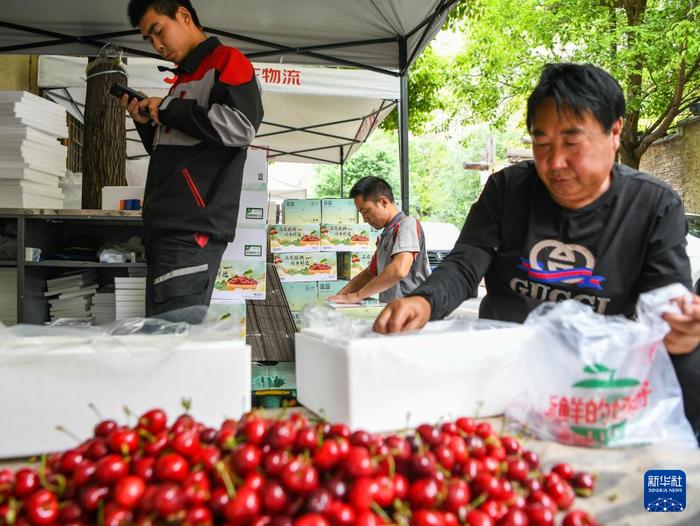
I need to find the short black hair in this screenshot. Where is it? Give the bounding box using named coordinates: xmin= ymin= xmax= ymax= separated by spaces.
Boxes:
xmin=349 ymin=176 xmax=395 ymax=203
xmin=128 ymin=0 xmax=201 ymax=28
xmin=526 ymin=63 xmax=625 ymax=134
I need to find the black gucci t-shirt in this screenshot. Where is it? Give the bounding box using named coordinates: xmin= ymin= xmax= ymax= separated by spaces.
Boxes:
xmin=413 ymin=161 xmax=692 ymax=323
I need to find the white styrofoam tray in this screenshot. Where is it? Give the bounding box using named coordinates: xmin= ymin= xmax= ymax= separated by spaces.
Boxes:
xmin=296 ymin=320 xmax=537 ymax=432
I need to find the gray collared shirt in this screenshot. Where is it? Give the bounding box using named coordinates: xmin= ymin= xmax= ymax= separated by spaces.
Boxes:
xmin=370 ymin=212 xmax=431 ymax=302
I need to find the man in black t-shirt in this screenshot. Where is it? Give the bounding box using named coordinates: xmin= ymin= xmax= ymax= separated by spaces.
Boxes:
xmin=374 ymin=63 xmax=700 ymax=441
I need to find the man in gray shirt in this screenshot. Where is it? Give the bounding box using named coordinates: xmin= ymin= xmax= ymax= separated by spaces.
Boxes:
xmin=329 ymin=176 xmax=430 ymax=304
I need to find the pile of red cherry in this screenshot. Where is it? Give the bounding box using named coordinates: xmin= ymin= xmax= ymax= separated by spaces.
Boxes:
xmin=0 ymin=410 xmax=598 ymax=526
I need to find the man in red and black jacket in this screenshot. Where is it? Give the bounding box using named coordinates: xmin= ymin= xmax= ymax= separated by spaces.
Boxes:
xmin=124 ymin=0 xmax=263 ymax=317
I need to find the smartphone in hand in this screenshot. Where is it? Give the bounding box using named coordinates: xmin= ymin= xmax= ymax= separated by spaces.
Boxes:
xmin=109 ymin=82 xmax=146 ymax=102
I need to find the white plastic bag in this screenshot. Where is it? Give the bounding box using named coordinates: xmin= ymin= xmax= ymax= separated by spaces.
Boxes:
xmin=505 ymin=284 xmax=697 ymax=448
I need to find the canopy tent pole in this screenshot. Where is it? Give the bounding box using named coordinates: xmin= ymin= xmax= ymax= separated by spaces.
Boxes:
xmin=398 ymin=38 xmax=410 ymax=215
xmin=340 ymin=146 xmax=345 ymax=198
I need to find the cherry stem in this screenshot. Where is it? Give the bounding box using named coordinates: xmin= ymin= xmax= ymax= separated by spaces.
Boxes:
xmin=181 ymin=398 xmax=192 ymax=414
xmin=88 ymin=402 xmax=103 ymax=420
xmin=215 ymin=461 xmax=236 ymax=498
xmin=370 ymin=502 xmax=392 ymax=523
xmin=55 ymin=425 xmax=82 ymax=444
xmin=468 ymin=492 xmax=488 ymax=510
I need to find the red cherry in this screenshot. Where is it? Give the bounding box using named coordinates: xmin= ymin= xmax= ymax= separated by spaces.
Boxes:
xmin=294 ymin=513 xmax=330 ymax=526
xmin=14 ymin=468 xmax=39 ymax=498
xmin=72 ymin=460 xmax=96 ymax=488
xmin=242 ymin=418 xmax=269 ymax=445
xmin=296 ymin=426 xmax=320 ymax=452
xmin=185 ymin=505 xmax=213 ymax=526
xmin=267 ymin=421 xmax=298 ymax=449
xmin=506 ymin=458 xmax=529 ymax=482
xmin=475 ymin=422 xmax=493 ymax=438
xmin=94 ymin=455 xmax=129 ymax=486
xmin=232 ymin=443 xmax=262 ymax=475
xmin=448 ymin=435 xmax=469 ymax=463
xmin=552 ymin=463 xmax=574 ymax=481
xmin=571 ymin=472 xmax=596 ymax=497
xmin=224 ymin=486 xmax=260 ymax=523
xmin=79 ymin=485 xmax=110 ymax=512
xmin=171 ymin=414 xmax=197 ymax=435
xmin=107 ymin=428 xmax=139 ymax=455
xmin=183 ymin=470 xmax=211 ymax=506
xmin=25 ymin=489 xmax=59 ymax=525
xmin=498 ymin=508 xmax=529 ymax=526
xmin=262 ymin=480 xmax=289 ymax=514
xmin=526 ymin=504 xmax=555 ymax=526
xmin=355 ymin=511 xmax=385 ymax=526
xmin=344 ymin=447 xmax=373 ymax=478
xmin=171 ymin=428 xmax=201 ymax=459
xmin=94 ymin=419 xmax=118 ymax=438
xmin=412 ymin=509 xmax=445 ymax=526
xmin=262 ymin=449 xmax=292 ymax=477
xmin=103 ymin=506 xmax=132 ymax=526
xmin=350 ymin=430 xmax=372 ymax=447
xmin=562 ymin=510 xmax=599 ymax=526
xmin=155 ymin=453 xmax=189 ymax=483
xmin=456 ymin=417 xmax=477 ymax=435
xmin=434 ymin=444 xmax=455 ymax=470
xmin=243 ymin=472 xmax=265 ymax=492
xmin=313 ymin=440 xmax=341 ymax=471
xmin=408 ymin=478 xmax=440 ymax=508
xmin=85 ymin=438 xmax=109 ymax=460
xmin=138 ymin=409 xmax=168 ymax=434
xmin=154 ymin=483 xmax=186 ymax=517
xmin=500 ymin=436 xmax=522 ymax=455
xmin=58 ymin=451 xmax=84 ymax=475
xmin=113 ymin=475 xmax=146 ymax=509
xmin=473 ymin=472 xmax=500 ymax=499
xmin=328 ymin=423 xmax=351 ymax=439
xmin=303 ymin=488 xmax=332 ymax=514
xmin=58 ymin=501 xmax=83 ymax=523
xmin=327 ymin=501 xmax=355 ymax=526
xmin=348 ymin=477 xmax=379 ymax=510
xmin=374 ymin=476 xmax=395 ymax=508
xmin=131 ymin=457 xmax=155 ymax=482
xmin=209 ymin=487 xmax=231 ymax=518
xmin=522 ymin=450 xmax=540 ymax=469
xmin=281 ymin=459 xmax=320 ymax=495
xmin=324 ymin=477 xmax=348 ymax=500
xmin=197 ymin=445 xmax=222 ymax=472
xmin=528 ymin=490 xmax=558 ymax=514
xmin=545 ymin=480 xmax=575 ymax=510
xmin=465 ymin=510 xmax=494 ymax=526
xmin=417 ymin=424 xmax=443 ymax=446
xmin=481 ymin=499 xmax=507 ymax=521
xmin=444 ymin=478 xmax=470 ymax=513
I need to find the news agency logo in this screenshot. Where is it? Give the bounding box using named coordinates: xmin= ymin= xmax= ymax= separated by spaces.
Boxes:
xmin=644 ymin=470 xmax=686 ymax=512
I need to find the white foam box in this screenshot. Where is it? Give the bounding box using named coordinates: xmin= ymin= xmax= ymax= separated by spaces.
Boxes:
xmin=273 ymin=252 xmax=337 ymax=282
xmin=243 ymin=148 xmax=268 ymax=191
xmin=269 ymin=224 xmax=321 ymax=253
xmin=321 ymin=199 xmax=358 ymax=224
xmin=238 ymin=190 xmax=268 ymax=225
xmin=338 ymin=252 xmax=374 ymax=280
xmin=321 ymin=224 xmax=379 ymax=252
xmin=0 ymin=332 xmax=251 ymax=458
xmin=282 ymin=282 xmax=319 ymax=311
xmin=283 ymin=199 xmax=321 ymax=224
xmin=212 ymin=226 xmax=267 ymax=300
xmin=101 ymin=186 xmax=145 ymax=210
xmin=296 ymin=321 xmax=536 ymax=432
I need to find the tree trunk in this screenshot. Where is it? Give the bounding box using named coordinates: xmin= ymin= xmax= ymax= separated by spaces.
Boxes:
xmin=618 ymin=144 xmax=640 ymax=169
xmin=82 ymin=55 xmax=127 ymax=209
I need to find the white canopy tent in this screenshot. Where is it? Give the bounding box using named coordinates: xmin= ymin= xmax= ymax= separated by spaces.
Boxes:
xmin=38 ymin=56 xmax=399 ymax=167
xmin=1 ymin=0 xmax=460 ymax=208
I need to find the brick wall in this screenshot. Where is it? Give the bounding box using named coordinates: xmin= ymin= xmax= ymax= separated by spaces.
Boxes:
xmin=639 ymin=117 xmax=700 ymax=213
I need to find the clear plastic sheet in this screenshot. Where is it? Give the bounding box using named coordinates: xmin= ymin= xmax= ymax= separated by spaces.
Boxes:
xmin=0 ymin=306 xmax=244 ymax=356
xmin=506 ymin=284 xmax=697 ymax=448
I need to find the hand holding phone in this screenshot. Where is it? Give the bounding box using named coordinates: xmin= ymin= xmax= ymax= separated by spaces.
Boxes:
xmin=109 ymin=82 xmax=146 ymax=102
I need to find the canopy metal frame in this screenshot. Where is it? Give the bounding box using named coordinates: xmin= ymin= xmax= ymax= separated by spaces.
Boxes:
xmin=0 ymin=0 xmax=459 ymax=211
